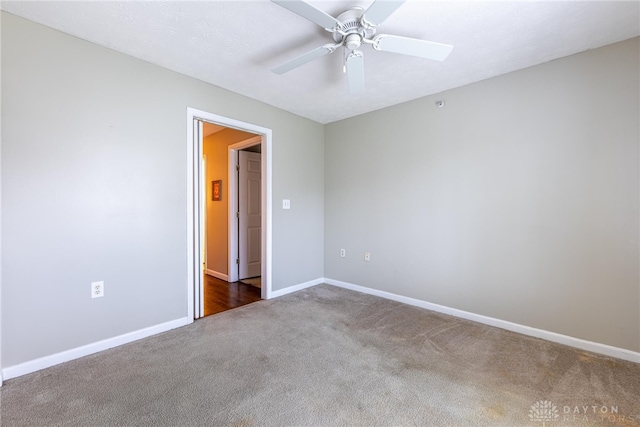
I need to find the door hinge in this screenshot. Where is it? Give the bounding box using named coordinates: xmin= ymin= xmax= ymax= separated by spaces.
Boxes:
xmin=236 ymin=258 xmax=240 ymax=264
xmin=236 ymin=212 xmax=240 ymax=218
xmin=236 ymin=165 xmax=240 ymax=171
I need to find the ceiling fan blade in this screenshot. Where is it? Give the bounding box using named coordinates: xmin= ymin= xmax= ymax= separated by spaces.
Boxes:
xmin=362 ymin=0 xmax=406 ymax=26
xmin=272 ymin=0 xmax=340 ymax=29
xmin=346 ymin=51 xmax=364 ymax=94
xmin=272 ymin=43 xmax=339 ymax=74
xmin=374 ymin=35 xmax=453 ymax=61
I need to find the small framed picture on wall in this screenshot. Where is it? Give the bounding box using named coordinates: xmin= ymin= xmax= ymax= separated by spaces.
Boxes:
xmin=212 ymin=180 xmax=222 ymax=201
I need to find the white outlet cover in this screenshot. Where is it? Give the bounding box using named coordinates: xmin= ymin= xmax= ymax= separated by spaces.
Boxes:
xmin=91 ymin=281 xmax=104 ymax=298
xmin=282 ymin=199 xmax=291 ymax=209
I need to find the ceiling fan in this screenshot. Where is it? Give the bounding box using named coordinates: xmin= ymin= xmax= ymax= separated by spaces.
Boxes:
xmin=271 ymin=0 xmax=454 ymax=93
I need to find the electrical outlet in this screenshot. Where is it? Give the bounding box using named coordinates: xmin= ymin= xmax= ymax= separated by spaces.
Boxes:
xmin=364 ymin=252 xmax=371 ymax=262
xmin=91 ymin=281 xmax=104 ymax=298
xmin=340 ymin=248 xmax=346 ymax=258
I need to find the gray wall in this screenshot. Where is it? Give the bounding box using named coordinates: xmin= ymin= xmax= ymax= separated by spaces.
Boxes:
xmin=1 ymin=12 xmax=324 ymax=367
xmin=325 ymin=37 xmax=639 ymax=352
xmin=2 ymin=10 xmax=638 ymax=372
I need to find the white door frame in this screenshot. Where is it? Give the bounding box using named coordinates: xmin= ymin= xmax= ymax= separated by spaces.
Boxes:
xmin=227 ymin=135 xmax=262 ymax=286
xmin=186 ymin=108 xmax=272 ymax=321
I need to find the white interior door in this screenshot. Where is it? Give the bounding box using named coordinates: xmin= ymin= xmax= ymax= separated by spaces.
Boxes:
xmin=239 ymin=150 xmax=261 ymax=279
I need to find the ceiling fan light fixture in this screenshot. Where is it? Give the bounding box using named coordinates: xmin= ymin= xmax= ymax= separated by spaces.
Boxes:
xmin=345 ymin=33 xmax=362 ymax=50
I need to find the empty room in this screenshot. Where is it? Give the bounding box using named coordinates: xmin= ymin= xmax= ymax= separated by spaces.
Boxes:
xmin=1 ymin=1 xmax=638 ymax=426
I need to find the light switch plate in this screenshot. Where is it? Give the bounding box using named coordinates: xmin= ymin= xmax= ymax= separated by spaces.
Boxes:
xmin=283 ymin=199 xmax=291 ymax=209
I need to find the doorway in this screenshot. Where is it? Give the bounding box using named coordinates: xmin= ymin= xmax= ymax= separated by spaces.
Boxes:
xmin=187 ymin=108 xmax=272 ymax=321
xmin=203 ymin=126 xmax=262 ymax=316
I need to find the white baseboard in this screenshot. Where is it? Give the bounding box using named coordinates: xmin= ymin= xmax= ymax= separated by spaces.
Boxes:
xmin=2 ymin=317 xmax=191 ymax=381
xmin=205 ymin=269 xmax=228 ymax=281
xmin=3 ymin=278 xmax=636 ymax=384
xmin=268 ymin=277 xmax=325 ymax=299
xmin=323 ymin=278 xmax=640 ymax=364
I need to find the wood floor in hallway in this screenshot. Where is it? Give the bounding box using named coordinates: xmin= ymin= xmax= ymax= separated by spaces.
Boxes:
xmin=204 ymin=274 xmax=262 ymax=317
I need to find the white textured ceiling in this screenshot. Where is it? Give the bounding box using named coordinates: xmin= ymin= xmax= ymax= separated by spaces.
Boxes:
xmin=2 ymin=1 xmax=639 ymax=124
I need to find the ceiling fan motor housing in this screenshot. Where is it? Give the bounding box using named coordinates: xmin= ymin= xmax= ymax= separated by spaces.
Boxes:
xmin=332 ymin=7 xmax=376 ymax=50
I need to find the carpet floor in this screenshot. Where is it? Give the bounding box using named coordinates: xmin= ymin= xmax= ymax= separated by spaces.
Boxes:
xmin=1 ymin=284 xmax=639 ymax=426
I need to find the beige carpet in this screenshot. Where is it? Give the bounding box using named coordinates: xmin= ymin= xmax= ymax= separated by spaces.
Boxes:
xmin=1 ymin=284 xmax=639 ymax=426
